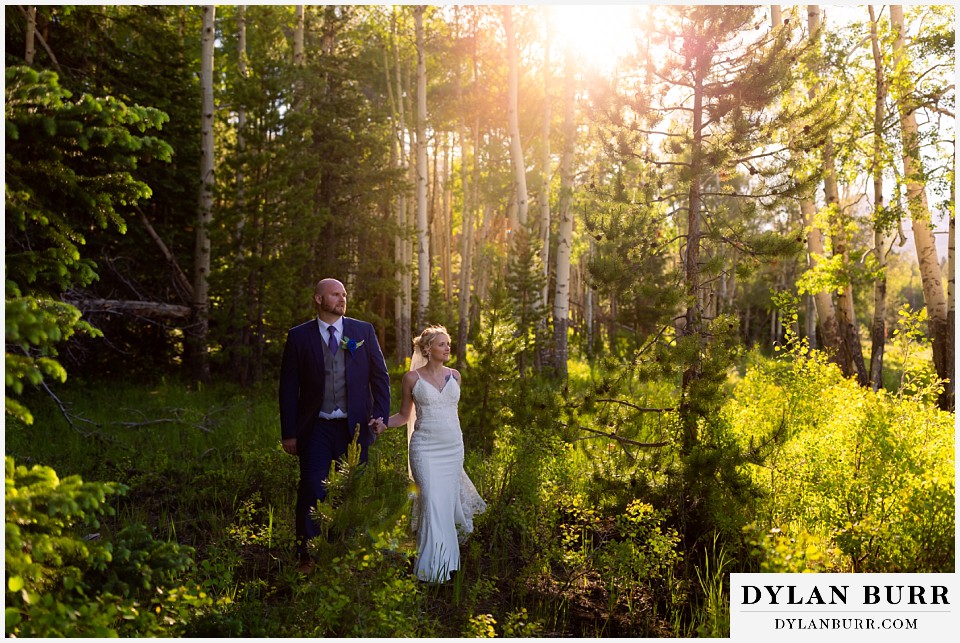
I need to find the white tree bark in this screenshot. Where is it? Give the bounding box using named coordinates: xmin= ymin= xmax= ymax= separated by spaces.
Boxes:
xmin=824 ymin=136 xmax=868 ymax=385
xmin=402 ymin=61 xmax=415 ymax=353
xmin=455 ymin=30 xmax=474 ymax=367
xmin=815 ymin=3 xmax=866 ymax=385
xmin=293 ymin=6 xmax=305 ymax=66
xmin=539 ymin=8 xmax=552 ymax=311
xmin=25 ymin=6 xmax=36 ymax=65
xmin=503 ymin=6 xmax=529 ymax=229
xmin=553 ymin=44 xmax=576 ymax=377
xmin=442 ymin=133 xmax=453 ymax=301
xmin=194 ymin=5 xmax=216 ymax=382
xmin=802 ymin=5 xmax=848 ymax=375
xmin=392 ymin=12 xmax=413 ymax=359
xmin=414 ymin=5 xmax=430 ymax=330
xmin=384 ymin=14 xmax=409 ymax=362
xmin=458 ymin=7 xmax=481 ymax=367
xmin=890 ymin=5 xmax=950 ymax=402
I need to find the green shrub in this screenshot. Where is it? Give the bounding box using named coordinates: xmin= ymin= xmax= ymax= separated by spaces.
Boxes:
xmin=282 ymin=433 xmax=427 ymax=637
xmin=5 ymin=457 xmax=217 ymax=636
xmin=727 ymin=336 xmax=955 ymax=572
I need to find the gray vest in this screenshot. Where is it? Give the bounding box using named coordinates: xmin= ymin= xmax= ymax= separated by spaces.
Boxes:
xmin=320 ymin=329 xmax=348 ymax=417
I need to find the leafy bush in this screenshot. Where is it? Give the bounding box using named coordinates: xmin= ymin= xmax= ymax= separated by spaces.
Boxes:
xmin=5 ymin=65 xmax=171 ymax=424
xmin=281 ymin=433 xmax=427 ymax=637
xmin=726 ymin=329 xmax=955 ymax=572
xmin=5 ymin=457 xmax=218 ymax=636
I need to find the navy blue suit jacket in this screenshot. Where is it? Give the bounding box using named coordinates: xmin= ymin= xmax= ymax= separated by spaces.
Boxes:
xmin=278 ymin=316 xmax=390 ymax=449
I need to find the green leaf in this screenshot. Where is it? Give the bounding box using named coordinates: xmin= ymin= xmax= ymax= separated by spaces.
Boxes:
xmin=4 ymin=607 xmax=21 ymax=628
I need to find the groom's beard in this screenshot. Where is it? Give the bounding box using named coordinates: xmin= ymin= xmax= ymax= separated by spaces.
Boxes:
xmin=320 ymin=300 xmax=345 ymax=317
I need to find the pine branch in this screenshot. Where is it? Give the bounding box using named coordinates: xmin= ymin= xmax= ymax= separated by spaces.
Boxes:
xmin=595 ymin=399 xmax=675 ymax=414
xmin=577 ymin=425 xmax=670 ymax=450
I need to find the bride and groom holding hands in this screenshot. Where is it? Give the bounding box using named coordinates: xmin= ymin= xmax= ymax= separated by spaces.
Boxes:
xmin=278 ymin=278 xmax=486 ymax=582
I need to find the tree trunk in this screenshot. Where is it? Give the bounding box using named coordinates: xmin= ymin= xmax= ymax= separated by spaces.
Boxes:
xmin=680 ymin=46 xmax=706 ymax=451
xmin=193 ymin=5 xmax=216 ymax=383
xmin=868 ymin=5 xmax=889 ymax=391
xmin=454 ymin=8 xmax=473 ymax=368
xmin=25 ymin=6 xmax=37 ymax=64
xmin=802 ymin=201 xmax=846 ymax=363
xmin=414 ymin=5 xmax=430 ymax=330
xmin=430 ymin=132 xmax=439 ymax=267
xmin=385 ymin=14 xmax=407 ymax=362
xmin=553 ymin=44 xmax=576 ymax=378
xmin=585 ymin=237 xmax=594 ymax=357
xmin=770 ymin=5 xmax=782 ymax=28
xmin=947 ymin=180 xmax=955 ymax=409
xmin=537 ymin=9 xmax=553 ymax=367
xmin=403 ymin=60 xmax=415 ymax=351
xmin=890 ymin=5 xmax=951 ymax=409
xmin=383 ymin=39 xmax=400 ymax=359
xmin=540 ymin=13 xmax=552 ymax=306
xmin=66 ymin=298 xmax=193 ymax=321
xmin=503 ymin=6 xmax=529 ymax=229
xmin=803 ymin=5 xmax=849 ymax=376
xmin=293 ymin=6 xmax=305 ymax=65
xmin=824 ymin=135 xmax=869 ymax=386
xmin=442 ymin=133 xmax=453 ymax=301
xmin=804 ymin=294 xmax=817 ymax=348
xmin=236 ymin=7 xmax=248 ymax=229
xmin=233 ymin=5 xmax=251 ymax=384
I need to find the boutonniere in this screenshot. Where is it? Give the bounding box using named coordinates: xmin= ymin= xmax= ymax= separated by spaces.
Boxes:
xmin=340 ymin=335 xmax=365 ymax=355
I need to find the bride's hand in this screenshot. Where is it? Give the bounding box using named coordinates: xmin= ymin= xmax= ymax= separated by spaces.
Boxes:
xmin=369 ymin=417 xmax=387 ymax=435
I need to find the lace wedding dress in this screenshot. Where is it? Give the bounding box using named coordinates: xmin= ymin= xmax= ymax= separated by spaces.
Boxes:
xmin=408 ymin=371 xmax=486 ymax=582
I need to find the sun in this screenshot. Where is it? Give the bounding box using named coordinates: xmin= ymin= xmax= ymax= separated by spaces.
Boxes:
xmin=548 ymin=5 xmax=643 ymax=72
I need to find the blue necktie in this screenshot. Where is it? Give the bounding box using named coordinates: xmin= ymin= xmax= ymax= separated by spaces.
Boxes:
xmin=328 ymin=326 xmax=338 ymax=355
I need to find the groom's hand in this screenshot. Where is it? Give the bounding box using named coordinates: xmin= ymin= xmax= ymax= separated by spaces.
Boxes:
xmin=281 ymin=438 xmax=297 ymax=456
xmin=368 ymin=417 xmax=386 ymax=435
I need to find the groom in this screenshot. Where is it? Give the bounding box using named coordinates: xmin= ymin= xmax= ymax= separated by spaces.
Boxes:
xmin=278 ymin=278 xmax=390 ymax=573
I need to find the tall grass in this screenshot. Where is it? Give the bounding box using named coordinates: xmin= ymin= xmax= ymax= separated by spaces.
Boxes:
xmin=6 ymin=341 xmax=953 ymax=636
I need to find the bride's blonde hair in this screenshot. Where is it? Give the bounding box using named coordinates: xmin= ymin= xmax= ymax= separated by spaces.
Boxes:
xmin=413 ymin=325 xmax=449 ymax=360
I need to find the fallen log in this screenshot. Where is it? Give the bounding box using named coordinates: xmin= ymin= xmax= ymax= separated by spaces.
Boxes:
xmin=65 ymin=298 xmax=193 ymax=321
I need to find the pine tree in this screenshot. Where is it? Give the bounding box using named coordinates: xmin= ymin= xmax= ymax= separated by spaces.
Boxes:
xmin=5 ymin=67 xmax=172 ymax=422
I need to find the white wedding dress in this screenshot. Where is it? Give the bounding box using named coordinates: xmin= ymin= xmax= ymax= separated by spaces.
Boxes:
xmin=408 ymin=371 xmax=486 ymax=582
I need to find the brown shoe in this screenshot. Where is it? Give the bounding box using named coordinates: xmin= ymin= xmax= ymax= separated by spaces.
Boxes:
xmin=295 ymin=558 xmax=316 ymax=575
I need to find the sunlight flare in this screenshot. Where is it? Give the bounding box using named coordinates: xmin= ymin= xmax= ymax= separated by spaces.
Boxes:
xmin=549 ymin=4 xmax=643 ymax=72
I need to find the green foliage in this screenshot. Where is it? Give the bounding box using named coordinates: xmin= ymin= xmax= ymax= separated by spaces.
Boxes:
xmin=890 ymin=304 xmax=944 ymax=403
xmin=595 ymin=500 xmax=682 ymax=616
xmin=4 ymin=295 xmax=96 ymax=423
xmin=500 ymin=607 xmax=543 ymax=637
xmin=584 ymin=175 xmax=681 ymax=348
xmin=460 ymin=279 xmax=521 ymax=454
xmin=743 ymin=524 xmax=841 ymax=573
xmin=296 ymin=524 xmax=424 ymax=637
xmin=463 ymin=612 xmax=498 ymax=637
xmin=727 ymin=330 xmax=955 ymax=572
xmin=5 ymin=65 xmax=171 ymax=421
xmin=505 ymin=224 xmax=548 ymax=372
xmin=5 ymin=457 xmax=217 ymax=637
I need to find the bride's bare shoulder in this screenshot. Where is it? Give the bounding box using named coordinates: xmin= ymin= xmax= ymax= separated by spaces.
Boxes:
xmin=449 ymin=368 xmax=462 ymax=384
xmin=402 ymin=370 xmax=420 ymax=386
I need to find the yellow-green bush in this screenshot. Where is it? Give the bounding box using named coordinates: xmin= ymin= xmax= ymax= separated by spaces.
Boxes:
xmin=5 ymin=457 xmax=218 ymax=636
xmin=726 ymin=348 xmax=954 ymax=572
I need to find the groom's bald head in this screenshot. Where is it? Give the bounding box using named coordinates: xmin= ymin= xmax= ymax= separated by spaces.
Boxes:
xmin=314 ymin=278 xmax=347 ymax=321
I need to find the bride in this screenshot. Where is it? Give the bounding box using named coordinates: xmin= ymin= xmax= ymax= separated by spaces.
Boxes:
xmin=375 ymin=325 xmax=486 ymax=582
